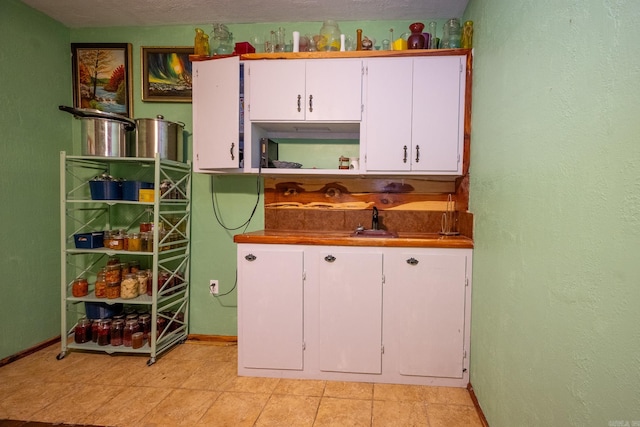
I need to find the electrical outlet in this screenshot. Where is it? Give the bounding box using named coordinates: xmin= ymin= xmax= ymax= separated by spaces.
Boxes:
xmin=209 ymin=280 xmax=219 ymax=295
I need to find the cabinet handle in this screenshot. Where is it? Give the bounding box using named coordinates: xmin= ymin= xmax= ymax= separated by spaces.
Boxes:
xmin=297 ymin=94 xmax=301 ymax=112
xmin=415 ymin=145 xmax=420 ymax=163
xmin=245 ymin=254 xmax=256 ymax=261
xmin=406 ymin=257 xmax=419 ymax=266
xmin=324 ymin=254 xmax=336 ymax=263
xmin=309 ymin=95 xmax=313 ymax=113
xmin=230 ymin=142 xmax=235 ymax=161
xmin=403 ymin=145 xmax=408 ymax=163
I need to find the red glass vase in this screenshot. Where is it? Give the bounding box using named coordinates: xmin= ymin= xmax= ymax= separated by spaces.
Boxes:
xmin=407 ymin=22 xmax=426 ymax=49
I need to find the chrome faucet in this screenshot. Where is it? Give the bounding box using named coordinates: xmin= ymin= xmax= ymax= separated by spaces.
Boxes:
xmin=372 ymin=206 xmax=379 ymax=230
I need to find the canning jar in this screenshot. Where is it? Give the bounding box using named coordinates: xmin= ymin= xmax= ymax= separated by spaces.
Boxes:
xmin=106 ymin=281 xmax=120 ymax=299
xmin=129 ymin=260 xmax=140 ymax=274
xmin=110 ymin=319 xmax=124 ymax=346
xmin=146 ymin=269 xmax=153 ymax=296
xmin=132 ymin=332 xmax=145 ymax=349
xmin=74 ymin=318 xmax=92 ymax=344
xmin=139 ymin=222 xmax=152 ymax=233
xmin=91 ymin=319 xmax=100 ymax=343
xmin=138 ymin=313 xmax=152 ymax=341
xmin=157 ymin=271 xmax=170 ymax=295
xmin=120 ymin=262 xmax=130 ymax=276
xmin=123 ymin=319 xmax=140 ymax=347
xmin=97 ymin=319 xmax=111 ymax=346
xmin=107 ymin=256 xmax=120 ymax=266
xmin=105 ymin=264 xmax=121 ymax=284
xmin=136 ymin=271 xmax=148 ymax=295
xmin=120 ymin=273 xmax=138 ymax=299
xmin=109 ymin=232 xmax=125 ymax=250
xmin=156 ymin=316 xmax=167 ymax=339
xmin=127 ymin=233 xmax=141 ymax=252
xmin=72 ymin=278 xmax=89 ymax=297
xmin=94 ymin=271 xmax=107 ymax=298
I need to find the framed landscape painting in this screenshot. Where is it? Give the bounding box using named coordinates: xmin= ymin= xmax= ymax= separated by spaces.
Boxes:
xmin=71 ymin=43 xmax=133 ymax=117
xmin=141 ymin=46 xmax=193 ymax=102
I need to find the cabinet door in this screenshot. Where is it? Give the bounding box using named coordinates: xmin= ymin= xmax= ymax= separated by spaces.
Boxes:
xmin=411 ymin=56 xmax=465 ymax=173
xmin=305 ymin=59 xmax=363 ymax=121
xmin=248 ymin=59 xmax=362 ymax=122
xmin=364 ymin=58 xmax=413 ymax=171
xmin=384 ymin=250 xmax=468 ymax=378
xmin=317 ymin=249 xmax=383 ymax=374
xmin=248 ymin=60 xmax=306 ymax=121
xmin=193 ymin=57 xmax=240 ymax=170
xmin=238 ymin=246 xmax=304 ymax=370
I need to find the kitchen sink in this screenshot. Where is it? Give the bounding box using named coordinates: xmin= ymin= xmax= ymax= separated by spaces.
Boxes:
xmin=350 ymin=229 xmax=398 ymax=238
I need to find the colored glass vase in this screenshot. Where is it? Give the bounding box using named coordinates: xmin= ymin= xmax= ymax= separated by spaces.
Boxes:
xmin=407 ymin=22 xmax=426 ymax=49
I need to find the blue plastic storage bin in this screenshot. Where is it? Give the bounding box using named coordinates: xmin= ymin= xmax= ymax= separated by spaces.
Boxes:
xmin=85 ymin=302 xmax=123 ymax=320
xmin=89 ymin=180 xmax=122 ymax=200
xmin=74 ymin=232 xmax=104 ymax=249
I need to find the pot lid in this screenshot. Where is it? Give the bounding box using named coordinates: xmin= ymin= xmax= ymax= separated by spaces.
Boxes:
xmin=58 ymin=105 xmax=135 ymax=128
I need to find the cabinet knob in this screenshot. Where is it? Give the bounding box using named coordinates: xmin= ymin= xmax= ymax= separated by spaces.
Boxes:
xmin=403 ymin=145 xmax=408 ymax=163
xmin=245 ymin=254 xmax=256 ymax=261
xmin=297 ymin=94 xmax=301 ymax=112
xmin=406 ymin=257 xmax=419 ymax=266
xmin=415 ymin=145 xmax=420 ymax=163
xmin=324 ymin=254 xmax=336 ymax=263
xmin=230 ymin=142 xmax=235 ymax=161
xmin=309 ymin=95 xmax=313 ymax=113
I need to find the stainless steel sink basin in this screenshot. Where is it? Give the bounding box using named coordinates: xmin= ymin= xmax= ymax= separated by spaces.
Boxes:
xmin=350 ymin=229 xmax=398 ymax=238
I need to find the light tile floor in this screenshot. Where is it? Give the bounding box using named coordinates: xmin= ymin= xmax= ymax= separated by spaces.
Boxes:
xmin=0 ymin=341 xmax=484 ymax=427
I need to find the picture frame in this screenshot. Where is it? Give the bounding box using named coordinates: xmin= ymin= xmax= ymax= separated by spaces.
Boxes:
xmin=141 ymin=46 xmax=193 ymax=102
xmin=71 ymin=43 xmax=133 ymax=117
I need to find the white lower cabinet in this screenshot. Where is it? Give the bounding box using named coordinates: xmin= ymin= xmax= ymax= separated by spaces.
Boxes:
xmin=237 ymin=246 xmax=304 ymax=371
xmin=237 ymin=243 xmax=472 ymax=387
xmin=317 ymin=249 xmax=383 ymax=374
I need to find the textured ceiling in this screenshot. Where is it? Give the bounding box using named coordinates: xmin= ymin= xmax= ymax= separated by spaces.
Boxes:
xmin=20 ymin=0 xmax=468 ymax=28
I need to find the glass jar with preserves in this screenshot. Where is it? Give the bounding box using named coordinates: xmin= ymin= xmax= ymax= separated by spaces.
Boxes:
xmin=120 ymin=273 xmax=139 ymax=299
xmin=91 ymin=319 xmax=100 ymax=343
xmin=157 ymin=271 xmax=170 ymax=295
xmin=74 ymin=318 xmax=92 ymax=344
xmin=146 ymin=269 xmax=153 ymax=296
xmin=127 ymin=233 xmax=141 ymax=252
xmin=125 ymin=313 xmax=138 ymax=322
xmin=139 ymin=222 xmax=152 ymax=233
xmin=105 ymin=264 xmax=121 ymax=284
xmin=129 ymin=260 xmax=140 ymax=274
xmin=109 ymin=232 xmax=125 ymax=250
xmin=156 ymin=316 xmax=167 ymax=339
xmin=120 ymin=262 xmax=130 ymax=276
xmin=97 ymin=319 xmax=111 ymax=346
xmin=132 ymin=332 xmax=145 ymax=349
xmin=123 ymin=319 xmax=140 ymax=347
xmin=110 ymin=319 xmax=124 ymax=346
xmin=138 ymin=313 xmax=152 ymax=341
xmin=106 ymin=281 xmax=120 ymax=299
xmin=107 ymin=256 xmax=120 ymax=266
xmin=72 ymin=277 xmax=89 ymax=297
xmin=136 ymin=271 xmax=148 ymax=295
xmin=94 ymin=271 xmax=107 ymax=298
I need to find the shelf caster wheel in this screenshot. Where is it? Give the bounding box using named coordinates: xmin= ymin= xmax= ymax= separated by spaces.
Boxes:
xmin=56 ymin=352 xmax=66 ymax=360
xmin=147 ymin=357 xmax=156 ymax=366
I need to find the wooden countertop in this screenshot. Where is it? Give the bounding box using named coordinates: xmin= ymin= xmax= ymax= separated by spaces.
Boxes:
xmin=233 ymin=230 xmax=473 ymax=249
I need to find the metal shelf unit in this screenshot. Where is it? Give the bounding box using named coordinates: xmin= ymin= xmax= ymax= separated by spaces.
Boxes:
xmin=58 ymin=152 xmax=192 ymax=365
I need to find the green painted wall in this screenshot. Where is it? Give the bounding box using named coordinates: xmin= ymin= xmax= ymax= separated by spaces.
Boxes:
xmin=465 ymin=0 xmax=640 ymax=425
xmin=0 ymin=0 xmax=71 ymax=358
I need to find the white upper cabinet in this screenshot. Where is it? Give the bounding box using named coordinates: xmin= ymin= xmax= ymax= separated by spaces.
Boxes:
xmin=192 ymin=56 xmax=241 ymax=171
xmin=248 ymin=59 xmax=363 ymax=122
xmin=364 ymin=55 xmax=466 ymax=174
